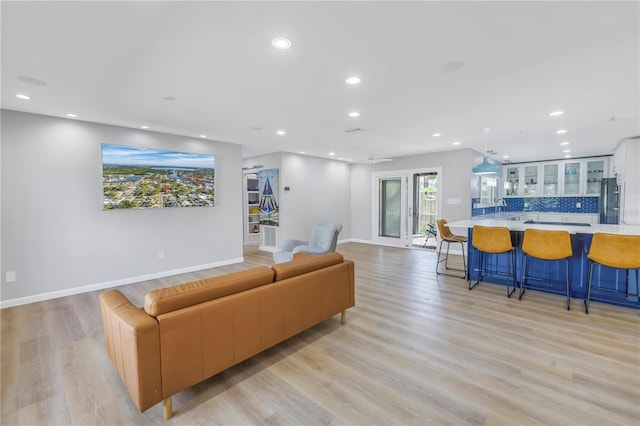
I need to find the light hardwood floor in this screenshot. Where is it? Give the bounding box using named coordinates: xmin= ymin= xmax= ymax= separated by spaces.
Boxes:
xmin=2 ymin=243 xmax=639 ymax=425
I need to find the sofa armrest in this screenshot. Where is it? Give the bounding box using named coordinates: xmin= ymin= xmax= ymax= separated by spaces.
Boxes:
xmin=99 ymin=290 xmax=163 ymax=412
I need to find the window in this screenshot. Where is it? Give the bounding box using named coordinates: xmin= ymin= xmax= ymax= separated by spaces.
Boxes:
xmin=479 ymin=176 xmax=497 ymax=206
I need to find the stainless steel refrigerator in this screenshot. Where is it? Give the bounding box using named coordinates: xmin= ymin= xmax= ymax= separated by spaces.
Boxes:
xmin=599 ymin=177 xmax=620 ymax=224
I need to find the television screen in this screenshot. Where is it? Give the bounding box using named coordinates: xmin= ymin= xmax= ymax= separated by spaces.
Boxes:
xmin=102 ymin=144 xmax=215 ymax=210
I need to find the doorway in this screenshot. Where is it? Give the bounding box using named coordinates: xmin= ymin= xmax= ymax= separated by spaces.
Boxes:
xmin=372 ymin=168 xmax=440 ymax=248
xmin=412 ymin=172 xmax=439 ymax=248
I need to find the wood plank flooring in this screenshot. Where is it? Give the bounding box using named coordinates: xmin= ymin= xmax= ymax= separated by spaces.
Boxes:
xmin=2 ymin=242 xmax=639 ymax=425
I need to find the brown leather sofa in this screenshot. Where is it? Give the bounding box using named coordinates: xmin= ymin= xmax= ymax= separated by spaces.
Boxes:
xmin=99 ymin=252 xmax=355 ymax=419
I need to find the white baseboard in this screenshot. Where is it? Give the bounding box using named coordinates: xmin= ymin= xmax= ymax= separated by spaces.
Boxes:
xmin=259 ymin=246 xmax=278 ymax=252
xmin=339 ymin=238 xmax=465 ymax=255
xmin=0 ymin=257 xmax=245 ymax=309
xmin=341 ymin=238 xmax=375 ymax=245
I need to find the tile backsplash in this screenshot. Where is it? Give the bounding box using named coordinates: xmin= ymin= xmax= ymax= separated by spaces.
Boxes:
xmin=471 ymin=196 xmax=599 ymax=217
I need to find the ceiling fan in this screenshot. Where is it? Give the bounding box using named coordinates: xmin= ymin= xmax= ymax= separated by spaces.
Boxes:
xmin=352 ymin=152 xmax=394 ymax=165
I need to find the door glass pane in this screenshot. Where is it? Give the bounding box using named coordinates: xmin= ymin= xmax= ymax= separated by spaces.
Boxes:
xmin=413 ymin=173 xmax=438 ymax=247
xmin=379 ymin=178 xmax=401 ymax=238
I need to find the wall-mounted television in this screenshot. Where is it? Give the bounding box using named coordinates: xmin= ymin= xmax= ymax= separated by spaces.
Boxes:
xmin=102 ymin=144 xmax=215 ymax=210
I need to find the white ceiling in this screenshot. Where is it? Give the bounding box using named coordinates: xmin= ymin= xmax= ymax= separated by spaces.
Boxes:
xmin=2 ymin=1 xmax=639 ymax=163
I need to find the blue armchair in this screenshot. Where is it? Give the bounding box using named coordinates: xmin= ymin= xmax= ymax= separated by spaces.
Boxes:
xmin=273 ymin=221 xmax=343 ymax=264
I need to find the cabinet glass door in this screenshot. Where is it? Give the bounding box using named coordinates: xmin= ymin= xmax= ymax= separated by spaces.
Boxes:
xmin=543 ymin=163 xmax=559 ymax=195
xmin=523 ymin=165 xmax=538 ymax=195
xmin=564 ymin=162 xmax=581 ymax=195
xmin=586 ymin=159 xmax=605 ymax=195
xmin=505 ymin=166 xmax=520 ymax=196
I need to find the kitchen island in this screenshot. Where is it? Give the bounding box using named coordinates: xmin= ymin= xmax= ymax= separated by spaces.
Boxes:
xmin=447 ymin=216 xmax=640 ymax=310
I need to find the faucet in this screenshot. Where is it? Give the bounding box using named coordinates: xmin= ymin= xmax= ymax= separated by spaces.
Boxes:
xmin=495 ymin=198 xmax=507 ymax=216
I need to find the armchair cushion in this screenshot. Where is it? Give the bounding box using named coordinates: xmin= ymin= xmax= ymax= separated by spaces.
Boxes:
xmin=273 ymin=221 xmax=343 ymax=264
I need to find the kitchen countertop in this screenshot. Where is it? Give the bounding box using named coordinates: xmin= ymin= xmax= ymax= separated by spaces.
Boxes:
xmin=447 ymin=217 xmax=640 ymax=236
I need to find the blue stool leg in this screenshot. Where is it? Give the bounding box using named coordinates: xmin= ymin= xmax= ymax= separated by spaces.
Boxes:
xmin=519 ymin=254 xmax=528 ymax=300
xmin=585 ymin=261 xmax=594 ymax=314
xmin=565 ymin=258 xmax=571 ymax=310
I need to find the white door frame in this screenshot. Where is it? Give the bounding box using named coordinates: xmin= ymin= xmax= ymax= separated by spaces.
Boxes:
xmin=372 ymin=167 xmax=442 ymax=247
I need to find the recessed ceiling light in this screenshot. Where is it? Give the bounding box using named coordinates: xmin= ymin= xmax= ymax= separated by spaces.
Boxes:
xmin=348 ymin=112 xmax=360 ymax=118
xmin=272 ymin=38 xmax=291 ymax=49
xmin=345 ymin=76 xmax=361 ymax=85
xmin=17 ymin=75 xmax=47 ymax=86
xmin=276 ymin=130 xmax=286 ymax=135
xmin=556 ymin=129 xmax=568 ymax=134
xmin=328 ymin=152 xmax=335 ymax=156
xmin=65 ymin=113 xmax=77 ymax=118
xmin=346 ymin=159 xmax=352 ymax=162
xmin=452 ymin=141 xmax=461 ymax=146
xmin=199 ymin=134 xmax=207 ymax=138
xmin=300 ymin=151 xmax=306 ymax=154
xmin=16 ymin=94 xmax=31 ymax=100
xmin=502 ymin=155 xmax=509 ymax=159
xmin=433 ymin=133 xmax=441 ymax=137
xmin=563 ymin=149 xmax=571 ymax=153
xmin=550 ymin=111 xmax=564 ymax=117
xmin=441 ymin=61 xmax=465 ymax=73
xmin=564 ymin=154 xmax=572 ymax=158
xmin=560 ymin=141 xmax=570 ymax=145
xmin=141 ymin=125 xmax=149 ymax=129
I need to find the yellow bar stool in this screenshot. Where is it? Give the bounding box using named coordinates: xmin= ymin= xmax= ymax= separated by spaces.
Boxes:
xmin=435 ymin=219 xmax=467 ymax=278
xmin=584 ymin=233 xmax=640 ymax=314
xmin=469 ymin=225 xmax=516 ymax=297
xmin=519 ymin=229 xmax=573 ymax=310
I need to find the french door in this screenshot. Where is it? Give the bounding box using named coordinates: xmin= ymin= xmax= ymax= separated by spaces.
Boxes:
xmin=372 ymin=168 xmax=440 ymax=248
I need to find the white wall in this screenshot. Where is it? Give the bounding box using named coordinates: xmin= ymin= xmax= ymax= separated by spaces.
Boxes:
xmin=279 ymin=153 xmax=351 ymax=246
xmin=1 ymin=110 xmax=243 ymax=306
xmin=350 ymin=149 xmax=477 ymax=240
xmin=242 ymin=153 xmax=351 ymax=249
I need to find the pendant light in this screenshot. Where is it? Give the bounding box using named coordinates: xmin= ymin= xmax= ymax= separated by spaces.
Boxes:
xmin=472 ymin=128 xmax=500 ymax=175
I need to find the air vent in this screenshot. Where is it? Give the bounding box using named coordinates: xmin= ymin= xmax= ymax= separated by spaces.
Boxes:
xmin=344 ymin=128 xmax=364 ymax=133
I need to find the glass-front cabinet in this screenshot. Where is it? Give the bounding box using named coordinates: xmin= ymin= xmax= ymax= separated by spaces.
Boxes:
xmin=503 ymin=156 xmax=609 ymax=197
xmin=585 ymin=159 xmax=606 ymax=195
xmin=542 ymin=163 xmax=559 ymax=196
xmin=522 ymin=165 xmax=539 ymax=196
xmin=563 ymin=161 xmax=581 ymax=195
xmin=505 ymin=166 xmax=520 ymax=196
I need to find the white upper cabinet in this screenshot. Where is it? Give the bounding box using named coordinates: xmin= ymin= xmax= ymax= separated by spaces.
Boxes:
xmin=562 ymin=161 xmax=581 ymax=195
xmin=585 ymin=159 xmax=606 ymax=195
xmin=504 ymin=165 xmax=520 ymax=196
xmin=522 ymin=165 xmax=539 ymax=196
xmin=503 ymin=156 xmax=609 ymax=197
xmin=542 ymin=163 xmax=560 ymax=196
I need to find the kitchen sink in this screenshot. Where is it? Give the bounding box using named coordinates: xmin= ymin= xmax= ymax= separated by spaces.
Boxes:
xmin=524 ymin=219 xmax=591 ymax=227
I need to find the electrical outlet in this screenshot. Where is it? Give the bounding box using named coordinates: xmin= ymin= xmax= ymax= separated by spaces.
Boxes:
xmin=6 ymin=271 xmax=16 ymax=283
xmin=158 ymin=250 xmax=165 ymax=260
xmin=576 ymin=202 xmax=581 ymax=208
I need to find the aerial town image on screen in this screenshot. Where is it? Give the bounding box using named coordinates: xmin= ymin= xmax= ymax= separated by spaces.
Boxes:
xmin=102 ymin=144 xmax=215 ymax=210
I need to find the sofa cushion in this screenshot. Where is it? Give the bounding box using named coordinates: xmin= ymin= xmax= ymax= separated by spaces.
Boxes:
xmin=271 ymin=252 xmax=344 ymax=281
xmin=144 ymin=266 xmax=274 ymax=317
